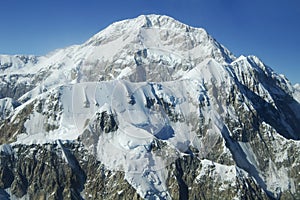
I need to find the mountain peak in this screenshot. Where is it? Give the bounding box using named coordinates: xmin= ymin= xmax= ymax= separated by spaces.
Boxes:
xmin=109 ymin=14 xmax=192 ymax=30
xmin=135 ymin=14 xmax=191 ymax=29
xmin=84 ymin=14 xmax=235 ymax=74
xmin=86 ymin=14 xmax=201 ymax=45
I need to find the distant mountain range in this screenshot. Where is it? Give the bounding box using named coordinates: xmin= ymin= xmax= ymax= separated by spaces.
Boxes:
xmin=0 ymin=14 xmax=300 ymax=200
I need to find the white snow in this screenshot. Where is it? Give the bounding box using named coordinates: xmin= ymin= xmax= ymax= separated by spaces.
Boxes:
xmin=196 ymin=159 xmax=237 ymax=190
xmin=293 ymin=83 xmax=300 ymax=103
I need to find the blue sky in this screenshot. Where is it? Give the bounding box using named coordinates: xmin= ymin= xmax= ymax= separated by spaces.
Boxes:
xmin=0 ymin=0 xmax=299 ymax=84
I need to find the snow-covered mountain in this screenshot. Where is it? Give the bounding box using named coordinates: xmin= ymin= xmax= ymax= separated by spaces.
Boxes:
xmin=0 ymin=14 xmax=300 ymax=200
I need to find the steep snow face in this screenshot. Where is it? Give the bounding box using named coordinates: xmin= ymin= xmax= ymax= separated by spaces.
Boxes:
xmin=77 ymin=15 xmax=235 ymax=82
xmin=85 ymin=15 xmax=235 ymax=63
xmin=0 ymin=55 xmax=40 ymax=74
xmin=294 ymin=83 xmax=300 ymax=102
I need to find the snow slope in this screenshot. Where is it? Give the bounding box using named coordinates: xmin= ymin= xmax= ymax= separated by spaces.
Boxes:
xmin=294 ymin=83 xmax=300 ymax=102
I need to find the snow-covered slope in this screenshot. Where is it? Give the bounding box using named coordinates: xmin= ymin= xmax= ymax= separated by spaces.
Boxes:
xmin=294 ymin=83 xmax=300 ymax=102
xmin=0 ymin=14 xmax=300 ymax=200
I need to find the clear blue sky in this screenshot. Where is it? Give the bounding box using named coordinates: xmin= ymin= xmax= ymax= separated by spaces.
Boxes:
xmin=0 ymin=0 xmax=299 ymax=84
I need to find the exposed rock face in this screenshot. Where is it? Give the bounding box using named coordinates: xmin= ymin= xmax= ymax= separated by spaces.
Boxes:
xmin=0 ymin=143 xmax=270 ymax=200
xmin=0 ymin=15 xmax=300 ymax=200
xmin=0 ymin=142 xmax=141 ymax=200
